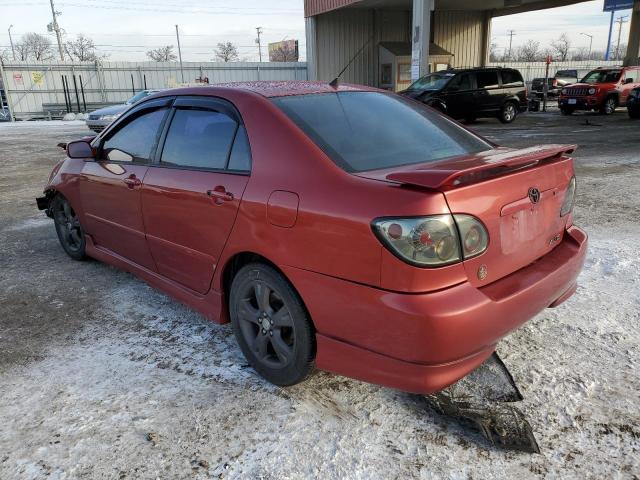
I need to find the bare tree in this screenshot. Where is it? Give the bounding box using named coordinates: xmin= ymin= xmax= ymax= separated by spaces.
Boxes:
xmin=214 ymin=42 xmax=239 ymax=62
xmin=516 ymin=40 xmax=542 ymax=62
xmin=65 ymin=34 xmax=102 ymax=61
xmin=15 ymin=33 xmax=54 ymax=61
xmin=551 ymin=33 xmax=571 ymax=61
xmin=0 ymin=49 xmax=9 ymax=63
xmin=488 ymin=41 xmax=501 ymax=62
xmin=612 ymin=42 xmax=627 ymax=60
xmin=146 ymin=45 xmax=177 ymax=62
xmin=269 ymin=42 xmax=298 ymax=62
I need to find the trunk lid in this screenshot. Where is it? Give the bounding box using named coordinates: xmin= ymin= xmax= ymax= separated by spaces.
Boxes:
xmin=357 ymin=145 xmax=576 ymax=286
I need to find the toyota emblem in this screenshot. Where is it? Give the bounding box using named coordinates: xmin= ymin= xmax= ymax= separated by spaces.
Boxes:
xmin=528 ymin=187 xmax=541 ymax=204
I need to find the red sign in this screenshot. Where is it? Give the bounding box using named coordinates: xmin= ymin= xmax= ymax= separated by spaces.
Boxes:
xmin=13 ymin=73 xmax=23 ymax=86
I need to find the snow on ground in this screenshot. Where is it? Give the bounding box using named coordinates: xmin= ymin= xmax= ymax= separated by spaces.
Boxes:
xmin=0 ymin=119 xmax=639 ymax=479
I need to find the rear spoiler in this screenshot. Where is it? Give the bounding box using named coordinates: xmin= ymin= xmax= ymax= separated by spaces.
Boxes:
xmin=386 ymin=144 xmax=576 ymax=190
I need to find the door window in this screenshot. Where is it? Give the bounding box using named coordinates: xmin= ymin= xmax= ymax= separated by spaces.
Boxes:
xmin=160 ymin=109 xmax=238 ymax=170
xmin=227 ymin=126 xmax=252 ymax=172
xmin=476 ymin=71 xmax=500 ymax=89
xmin=101 ymin=108 xmax=167 ymax=162
xmin=447 ymin=73 xmax=473 ymax=91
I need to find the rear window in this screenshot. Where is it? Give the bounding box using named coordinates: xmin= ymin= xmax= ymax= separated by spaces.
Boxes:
xmin=500 ymin=70 xmax=524 ymax=87
xmin=272 ymin=92 xmax=491 ymax=173
xmin=555 ymin=70 xmax=576 ymax=78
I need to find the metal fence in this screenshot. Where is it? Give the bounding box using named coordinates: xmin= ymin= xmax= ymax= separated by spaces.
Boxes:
xmin=487 ymin=60 xmax=621 ymax=84
xmin=0 ymin=60 xmax=308 ymax=120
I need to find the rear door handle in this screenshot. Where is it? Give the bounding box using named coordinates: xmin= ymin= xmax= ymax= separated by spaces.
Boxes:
xmin=207 ymin=186 xmax=234 ymax=203
xmin=123 ymin=175 xmax=142 ymax=189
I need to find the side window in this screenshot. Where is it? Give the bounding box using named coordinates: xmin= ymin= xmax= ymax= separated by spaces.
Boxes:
xmin=476 ymin=71 xmax=500 ymax=89
xmin=160 ymin=108 xmax=238 ymax=169
xmin=500 ymin=70 xmax=524 ymax=87
xmin=101 ymin=108 xmax=167 ymax=162
xmin=625 ymin=69 xmax=638 ymax=83
xmin=228 ymin=126 xmax=252 ymax=172
xmin=447 ymin=73 xmax=473 ymax=91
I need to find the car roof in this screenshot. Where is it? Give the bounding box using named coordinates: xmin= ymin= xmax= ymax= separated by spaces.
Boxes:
xmin=156 ymin=81 xmax=381 ymax=99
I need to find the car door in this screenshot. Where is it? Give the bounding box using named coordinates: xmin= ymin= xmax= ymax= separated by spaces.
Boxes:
xmin=140 ymin=96 xmax=251 ymax=294
xmin=473 ymin=70 xmax=502 ymax=113
xmin=80 ymin=97 xmax=172 ymax=270
xmin=441 ymin=72 xmax=475 ymax=118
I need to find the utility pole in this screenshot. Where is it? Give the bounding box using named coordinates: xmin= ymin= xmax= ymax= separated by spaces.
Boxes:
xmin=175 ymin=24 xmax=184 ymax=83
xmin=580 ymin=32 xmax=593 ymax=60
xmin=507 ymin=30 xmax=516 ymax=61
xmin=48 ymin=0 xmax=65 ymax=61
xmin=8 ymin=25 xmax=16 ymax=60
xmin=614 ymin=15 xmax=629 ymax=60
xmin=255 ymin=27 xmax=263 ymax=62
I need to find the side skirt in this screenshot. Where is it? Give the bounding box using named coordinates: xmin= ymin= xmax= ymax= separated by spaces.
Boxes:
xmin=85 ymin=234 xmax=227 ymax=324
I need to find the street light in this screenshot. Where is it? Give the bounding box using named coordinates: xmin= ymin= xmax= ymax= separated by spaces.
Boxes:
xmin=8 ymin=25 xmax=16 ymax=60
xmin=580 ymin=32 xmax=593 ymax=60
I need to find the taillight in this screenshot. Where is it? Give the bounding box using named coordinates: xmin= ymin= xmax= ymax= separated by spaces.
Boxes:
xmin=372 ymin=214 xmax=488 ymax=267
xmin=560 ymin=176 xmax=576 ymax=217
xmin=454 ymin=214 xmax=489 ymax=259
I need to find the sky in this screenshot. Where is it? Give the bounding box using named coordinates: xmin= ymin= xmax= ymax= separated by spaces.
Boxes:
xmin=0 ymin=0 xmax=634 ymax=62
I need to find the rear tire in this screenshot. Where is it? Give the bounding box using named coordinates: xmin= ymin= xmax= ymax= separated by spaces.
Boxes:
xmin=600 ymin=96 xmax=617 ymax=115
xmin=229 ymin=263 xmax=315 ymax=386
xmin=51 ymin=195 xmax=86 ymax=261
xmin=499 ymin=102 xmax=517 ymax=123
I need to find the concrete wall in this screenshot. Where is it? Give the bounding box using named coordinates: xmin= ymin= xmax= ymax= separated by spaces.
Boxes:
xmin=309 ymin=8 xmax=487 ymax=85
xmin=0 ymin=61 xmax=308 ymax=120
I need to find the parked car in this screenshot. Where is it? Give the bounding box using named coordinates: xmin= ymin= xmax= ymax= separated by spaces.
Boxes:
xmin=627 ymin=86 xmax=640 ymax=119
xmin=530 ymin=69 xmax=591 ymax=100
xmin=558 ymin=66 xmax=640 ymax=115
xmin=86 ymin=89 xmax=161 ymax=132
xmin=36 ymin=82 xmax=586 ymax=393
xmin=399 ymin=67 xmax=528 ymax=123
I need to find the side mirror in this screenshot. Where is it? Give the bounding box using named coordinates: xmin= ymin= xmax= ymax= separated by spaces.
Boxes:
xmin=625 ymin=77 xmax=633 ymax=84
xmin=66 ymin=140 xmax=95 ymax=159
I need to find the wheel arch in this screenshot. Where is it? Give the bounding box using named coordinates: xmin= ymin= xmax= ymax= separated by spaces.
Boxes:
xmin=220 ymin=251 xmax=316 ymax=334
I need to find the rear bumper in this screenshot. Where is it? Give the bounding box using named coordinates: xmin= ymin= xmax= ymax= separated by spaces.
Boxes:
xmin=284 ymin=225 xmax=587 ymax=394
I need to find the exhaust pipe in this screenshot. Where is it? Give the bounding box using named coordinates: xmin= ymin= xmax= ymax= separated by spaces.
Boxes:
xmin=425 ymin=352 xmax=540 ymax=453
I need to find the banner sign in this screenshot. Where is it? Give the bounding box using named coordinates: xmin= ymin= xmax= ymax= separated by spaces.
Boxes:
xmin=603 ymin=0 xmax=633 ymax=12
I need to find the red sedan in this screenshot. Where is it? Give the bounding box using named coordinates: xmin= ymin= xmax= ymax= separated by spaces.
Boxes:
xmin=37 ymin=81 xmax=587 ymax=393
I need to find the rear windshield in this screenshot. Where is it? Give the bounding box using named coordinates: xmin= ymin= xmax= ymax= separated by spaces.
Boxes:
xmin=581 ymin=69 xmax=622 ymax=84
xmin=272 ymin=91 xmax=491 ymax=173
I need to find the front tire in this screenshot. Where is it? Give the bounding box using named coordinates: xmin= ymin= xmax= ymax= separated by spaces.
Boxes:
xmin=499 ymin=102 xmax=517 ymax=123
xmin=51 ymin=195 xmax=86 ymax=260
xmin=560 ymin=106 xmax=574 ymax=115
xmin=600 ymin=96 xmax=617 ymax=115
xmin=229 ymin=263 xmax=315 ymax=386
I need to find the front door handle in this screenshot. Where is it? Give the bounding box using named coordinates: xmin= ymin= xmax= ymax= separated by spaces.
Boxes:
xmin=123 ymin=174 xmax=142 ymax=189
xmin=207 ymin=186 xmax=234 ymax=204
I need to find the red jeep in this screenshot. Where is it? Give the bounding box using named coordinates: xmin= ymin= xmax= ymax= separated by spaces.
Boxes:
xmin=558 ymin=66 xmax=640 ymax=115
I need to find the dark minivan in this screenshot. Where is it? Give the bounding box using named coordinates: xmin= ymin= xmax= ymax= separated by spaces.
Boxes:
xmin=399 ymin=67 xmax=527 ymax=123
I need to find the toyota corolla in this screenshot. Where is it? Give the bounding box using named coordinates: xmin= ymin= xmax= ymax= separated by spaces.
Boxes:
xmin=37 ymin=81 xmax=587 ymax=393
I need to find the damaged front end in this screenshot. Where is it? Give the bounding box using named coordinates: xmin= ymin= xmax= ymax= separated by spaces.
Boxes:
xmin=425 ymin=352 xmax=540 ymax=453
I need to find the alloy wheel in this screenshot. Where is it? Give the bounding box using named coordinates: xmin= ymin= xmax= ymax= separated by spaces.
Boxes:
xmin=53 ymin=198 xmax=83 ymax=253
xmin=236 ymin=280 xmax=295 ymax=369
xmin=503 ymin=104 xmax=516 ymax=122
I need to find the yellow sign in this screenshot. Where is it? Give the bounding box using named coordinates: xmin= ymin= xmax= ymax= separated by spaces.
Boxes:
xmin=31 ymin=71 xmax=45 ymax=86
